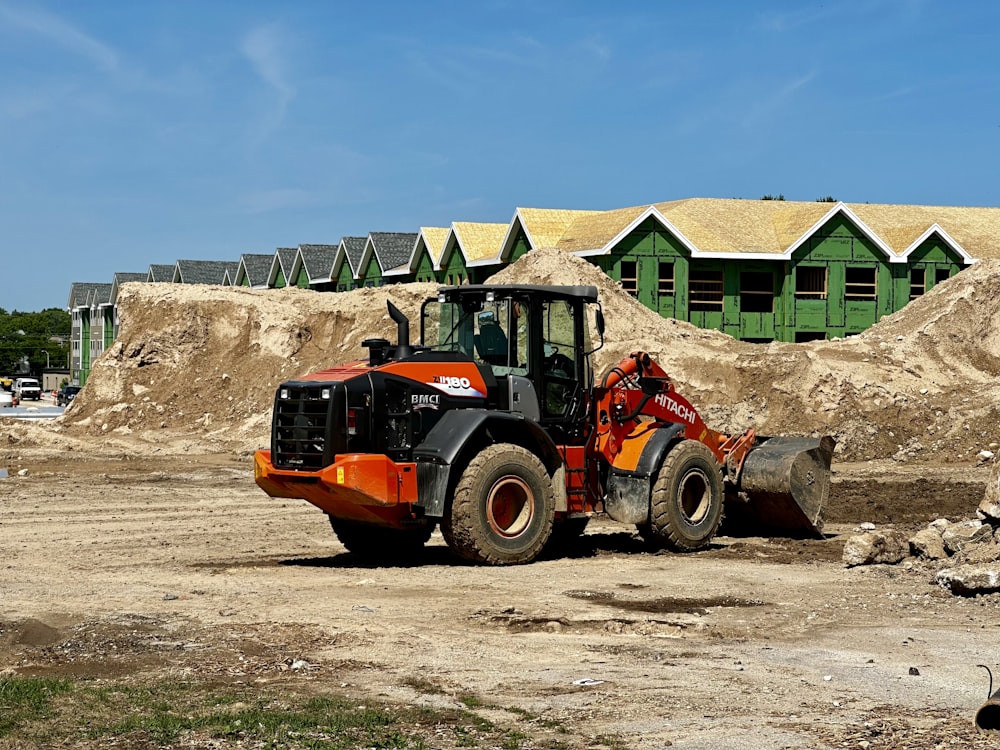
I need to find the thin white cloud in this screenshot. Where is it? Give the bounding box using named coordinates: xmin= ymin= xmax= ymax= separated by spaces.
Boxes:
xmin=0 ymin=3 xmax=118 ymax=71
xmin=741 ymin=71 xmax=816 ymax=128
xmin=240 ymin=23 xmax=296 ymax=145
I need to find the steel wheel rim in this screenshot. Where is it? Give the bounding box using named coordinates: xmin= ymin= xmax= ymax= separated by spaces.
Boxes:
xmin=678 ymin=469 xmax=711 ymax=525
xmin=486 ymin=475 xmax=534 ymax=538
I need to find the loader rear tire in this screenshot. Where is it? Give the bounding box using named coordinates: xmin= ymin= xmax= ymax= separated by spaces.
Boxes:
xmin=641 ymin=440 xmax=723 ymax=552
xmin=442 ymin=443 xmax=555 ymax=565
xmin=328 ymin=518 xmax=434 ymax=562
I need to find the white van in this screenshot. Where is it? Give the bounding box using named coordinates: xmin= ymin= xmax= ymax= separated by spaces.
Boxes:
xmin=13 ymin=377 xmax=41 ymax=401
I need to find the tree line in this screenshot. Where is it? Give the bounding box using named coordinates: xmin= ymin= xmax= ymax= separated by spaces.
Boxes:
xmin=0 ymin=308 xmax=71 ymax=377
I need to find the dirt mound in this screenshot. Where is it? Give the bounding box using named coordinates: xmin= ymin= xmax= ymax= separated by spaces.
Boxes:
xmin=46 ymin=282 xmax=436 ymax=455
xmin=7 ymin=248 xmax=1000 ymax=464
xmin=490 ymin=249 xmax=1000 ymax=463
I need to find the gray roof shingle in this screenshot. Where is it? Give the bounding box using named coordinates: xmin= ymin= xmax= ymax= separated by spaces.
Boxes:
xmin=237 ymin=253 xmax=276 ymax=287
xmin=67 ymin=282 xmax=106 ymax=309
xmin=369 ymin=232 xmax=418 ymax=272
xmin=341 ymin=236 xmax=367 ymax=275
xmin=275 ymin=247 xmax=297 ymax=281
xmin=148 ymin=264 xmax=176 ymax=282
xmin=298 ymin=244 xmax=339 ymax=282
xmin=175 ymin=260 xmax=239 ymax=285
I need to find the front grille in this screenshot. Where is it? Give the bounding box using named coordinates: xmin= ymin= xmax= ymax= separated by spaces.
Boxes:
xmin=272 ymin=383 xmax=342 ymax=470
xmin=384 ymin=379 xmax=411 ymax=454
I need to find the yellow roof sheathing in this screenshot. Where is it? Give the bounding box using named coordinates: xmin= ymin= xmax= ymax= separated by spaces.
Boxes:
xmin=555 ymin=204 xmax=650 ymax=252
xmin=516 ymin=208 xmax=600 ymax=250
xmin=418 ymin=227 xmax=450 ymax=265
xmin=847 ymin=203 xmax=1000 ymax=258
xmin=453 ymin=222 xmax=509 ymax=262
xmin=501 ymin=198 xmax=1000 ymax=264
xmin=652 ymin=198 xmax=834 ymax=255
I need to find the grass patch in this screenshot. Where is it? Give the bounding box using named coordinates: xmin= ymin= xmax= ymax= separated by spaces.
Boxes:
xmin=0 ymin=676 xmax=73 ymax=735
xmin=0 ymin=675 xmax=575 ymax=749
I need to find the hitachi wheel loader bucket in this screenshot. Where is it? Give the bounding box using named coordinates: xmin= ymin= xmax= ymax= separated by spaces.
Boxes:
xmin=730 ymin=435 xmax=835 ymax=537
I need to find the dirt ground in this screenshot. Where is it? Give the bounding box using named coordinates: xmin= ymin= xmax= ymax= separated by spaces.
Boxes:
xmin=4 ymin=249 xmax=1000 ymax=747
xmin=1 ymin=448 xmax=997 ymax=749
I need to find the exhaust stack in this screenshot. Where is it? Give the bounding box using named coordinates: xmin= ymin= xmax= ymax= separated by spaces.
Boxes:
xmin=387 ymin=301 xmax=413 ymax=360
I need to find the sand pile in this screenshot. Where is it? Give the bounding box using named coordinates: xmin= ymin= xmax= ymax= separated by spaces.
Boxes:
xmin=45 ymin=282 xmax=436 ymax=455
xmin=6 ymin=247 xmax=1000 ymax=463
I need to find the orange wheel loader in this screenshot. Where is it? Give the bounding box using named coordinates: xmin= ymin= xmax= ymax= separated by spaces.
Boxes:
xmin=254 ymin=284 xmax=834 ymax=565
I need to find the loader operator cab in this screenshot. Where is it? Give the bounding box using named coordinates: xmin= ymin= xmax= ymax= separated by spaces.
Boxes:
xmin=420 ymin=284 xmax=604 ymax=443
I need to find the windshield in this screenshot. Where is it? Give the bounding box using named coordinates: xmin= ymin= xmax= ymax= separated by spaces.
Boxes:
xmin=422 ymin=295 xmax=529 ymax=374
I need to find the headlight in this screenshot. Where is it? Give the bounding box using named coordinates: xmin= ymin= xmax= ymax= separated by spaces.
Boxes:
xmin=321 ymin=388 xmax=331 ymax=399
xmin=279 ymin=388 xmax=289 ymax=400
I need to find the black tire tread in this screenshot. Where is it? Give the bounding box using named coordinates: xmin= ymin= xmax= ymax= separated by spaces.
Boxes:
xmin=647 ymin=440 xmax=724 ymax=552
xmin=442 ymin=443 xmax=554 ymax=565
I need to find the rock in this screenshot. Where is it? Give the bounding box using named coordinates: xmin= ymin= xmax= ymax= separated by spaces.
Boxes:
xmin=982 ymin=459 xmax=1000 ymax=515
xmin=936 ymin=565 xmax=1000 ymax=596
xmin=941 ymin=520 xmax=992 ymax=555
xmin=979 ymin=495 xmax=1000 ymax=523
xmin=930 ymin=518 xmax=951 ymax=533
xmin=962 ymin=542 xmax=1000 ymax=565
xmin=910 ymin=527 xmax=947 ymax=560
xmin=843 ymin=530 xmax=910 ymax=567
xmin=17 ymin=469 xmax=28 ymax=477
xmin=979 ymin=450 xmax=996 ymax=462
xmin=859 ymin=522 xmax=876 ymax=531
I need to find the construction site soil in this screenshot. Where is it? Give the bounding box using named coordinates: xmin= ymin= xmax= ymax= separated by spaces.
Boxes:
xmin=2 ymin=248 xmax=1000 ymax=748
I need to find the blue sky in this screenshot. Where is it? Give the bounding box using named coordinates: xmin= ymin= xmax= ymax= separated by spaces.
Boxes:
xmin=2 ymin=0 xmax=998 ymax=312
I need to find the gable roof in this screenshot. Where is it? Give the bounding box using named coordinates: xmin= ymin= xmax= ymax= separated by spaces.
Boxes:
xmin=408 ymin=227 xmax=450 ymax=273
xmin=552 ymin=205 xmax=650 ymax=254
xmin=67 ymin=282 xmax=108 ymax=309
xmin=365 ymin=232 xmax=419 ymax=277
xmin=445 ymin=222 xmax=509 ymax=268
xmin=499 ymin=207 xmax=602 ymax=262
xmin=272 ymin=247 xmax=298 ymax=283
xmin=147 ymin=264 xmax=176 ymax=282
xmin=340 ymin=236 xmax=368 ymax=276
xmin=174 ymin=260 xmax=238 ymax=284
xmin=297 ymin=244 xmax=340 ymax=283
xmin=235 ymin=253 xmax=275 ymax=288
xmin=847 ymin=202 xmax=993 ymax=260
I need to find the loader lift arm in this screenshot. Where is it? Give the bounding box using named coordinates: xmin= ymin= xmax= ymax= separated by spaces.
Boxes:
xmin=593 ymin=351 xmax=832 ymax=536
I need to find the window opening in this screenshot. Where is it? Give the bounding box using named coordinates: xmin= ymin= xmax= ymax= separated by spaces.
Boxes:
xmin=689 ymin=269 xmax=724 ymax=312
xmin=935 ymin=267 xmax=950 ymax=284
xmin=658 ymin=262 xmax=674 ymax=295
xmin=740 ymin=271 xmax=773 ymax=313
xmin=619 ymin=260 xmax=638 ymax=296
xmin=909 ymin=268 xmax=925 ymax=300
xmin=845 ymin=266 xmax=877 ymax=300
xmin=795 ymin=331 xmax=826 ymax=343
xmin=795 ymin=266 xmax=827 ymax=299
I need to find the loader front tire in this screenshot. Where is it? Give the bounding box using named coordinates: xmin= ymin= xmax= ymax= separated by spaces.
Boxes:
xmin=641 ymin=440 xmax=723 ymax=552
xmin=329 ymin=517 xmax=434 ymax=562
xmin=442 ymin=443 xmax=555 ymax=565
